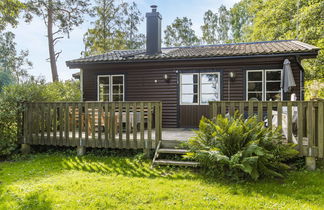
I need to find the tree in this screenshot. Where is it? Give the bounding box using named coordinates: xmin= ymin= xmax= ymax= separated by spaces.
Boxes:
xmin=201 ymin=10 xmax=218 ymax=45
xmin=0 ymin=0 xmax=25 ymax=31
xmin=123 ymin=2 xmax=145 ymax=49
xmin=244 ymin=0 xmax=323 ymax=80
xmin=84 ymin=0 xmax=144 ymax=56
xmin=230 ymin=0 xmax=253 ymax=42
xmin=27 ymin=0 xmax=91 ymax=82
xmin=217 ymin=5 xmax=230 ymax=43
xmin=0 ymin=31 xmax=32 ymax=89
xmin=164 ymin=17 xmax=200 ymax=47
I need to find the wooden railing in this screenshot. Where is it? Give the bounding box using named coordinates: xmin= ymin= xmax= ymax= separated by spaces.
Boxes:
xmin=19 ymin=101 xmax=162 ymax=155
xmin=209 ymin=101 xmax=324 ymax=158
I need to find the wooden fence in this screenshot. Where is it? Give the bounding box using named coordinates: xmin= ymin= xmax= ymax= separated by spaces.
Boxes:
xmin=19 ymin=101 xmax=162 ymax=155
xmin=209 ymin=101 xmax=324 ymax=158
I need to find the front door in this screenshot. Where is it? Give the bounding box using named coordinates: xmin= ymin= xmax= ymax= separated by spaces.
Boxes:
xmin=178 ymin=72 xmax=221 ymax=127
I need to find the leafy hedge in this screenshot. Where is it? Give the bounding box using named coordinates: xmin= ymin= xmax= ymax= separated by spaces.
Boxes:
xmin=0 ymin=80 xmax=80 ymax=157
xmin=184 ymin=114 xmax=298 ymax=180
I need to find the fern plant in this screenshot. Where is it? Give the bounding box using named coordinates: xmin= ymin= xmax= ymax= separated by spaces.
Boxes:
xmin=184 ymin=113 xmax=298 ymax=180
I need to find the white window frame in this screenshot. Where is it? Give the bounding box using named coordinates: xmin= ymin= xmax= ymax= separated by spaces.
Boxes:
xmin=246 ymin=69 xmax=283 ymax=101
xmin=97 ymin=74 xmax=125 ymax=102
xmin=200 ymin=72 xmax=221 ymax=105
xmin=180 ymin=72 xmax=221 ymax=105
xmin=180 ymin=73 xmax=199 ymax=105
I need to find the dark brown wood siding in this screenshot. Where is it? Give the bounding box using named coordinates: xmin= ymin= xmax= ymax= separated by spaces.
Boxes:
xmin=81 ymin=56 xmax=303 ymax=128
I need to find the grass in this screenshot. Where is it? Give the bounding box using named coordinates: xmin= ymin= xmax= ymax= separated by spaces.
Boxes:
xmin=0 ymin=151 xmax=323 ymax=210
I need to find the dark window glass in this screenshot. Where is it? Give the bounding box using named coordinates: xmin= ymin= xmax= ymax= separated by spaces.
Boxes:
xmin=266 ymin=93 xmax=281 ymax=101
xmin=248 ymin=93 xmax=262 ymax=101
xmin=248 ymin=82 xmax=262 ymax=91
xmin=248 ymin=71 xmax=262 ymax=81
xmin=266 ymin=71 xmax=281 ymax=81
xmin=112 ymin=76 xmax=123 ymax=84
xmin=266 ymin=82 xmax=281 ymax=91
xmin=99 ymin=77 xmax=110 ymax=84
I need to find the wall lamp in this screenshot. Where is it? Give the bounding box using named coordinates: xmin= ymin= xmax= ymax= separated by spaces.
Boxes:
xmin=229 ymin=72 xmax=236 ymax=80
xmin=164 ymin=74 xmax=170 ymax=82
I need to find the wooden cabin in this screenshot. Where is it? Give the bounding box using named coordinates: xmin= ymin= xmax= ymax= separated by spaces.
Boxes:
xmin=66 ymin=6 xmax=319 ymax=128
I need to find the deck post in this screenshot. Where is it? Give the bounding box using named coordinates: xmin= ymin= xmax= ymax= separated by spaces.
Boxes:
xmin=21 ymin=144 xmax=30 ymax=155
xmin=305 ymin=156 xmax=316 ymax=170
xmin=77 ymin=146 xmax=86 ymax=156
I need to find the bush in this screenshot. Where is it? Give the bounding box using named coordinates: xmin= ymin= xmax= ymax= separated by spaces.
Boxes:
xmin=0 ymin=82 xmax=47 ymax=157
xmin=184 ymin=114 xmax=298 ymax=180
xmin=44 ymin=80 xmax=81 ymax=102
xmin=0 ymin=80 xmax=80 ymax=157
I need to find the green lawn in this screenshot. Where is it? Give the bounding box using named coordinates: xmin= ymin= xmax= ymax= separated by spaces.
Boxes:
xmin=0 ymin=152 xmax=323 ymax=210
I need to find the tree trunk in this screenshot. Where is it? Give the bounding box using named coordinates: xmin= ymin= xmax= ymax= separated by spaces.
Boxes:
xmin=47 ymin=0 xmax=59 ymax=82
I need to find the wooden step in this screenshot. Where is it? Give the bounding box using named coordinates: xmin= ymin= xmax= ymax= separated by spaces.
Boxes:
xmin=157 ymin=148 xmax=189 ymax=154
xmin=160 ymin=140 xmax=184 ymax=148
xmin=154 ymin=160 xmax=200 ymax=167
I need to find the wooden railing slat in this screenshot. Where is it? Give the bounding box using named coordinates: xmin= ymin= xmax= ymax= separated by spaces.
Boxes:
xmin=318 ymin=102 xmax=324 ymax=158
xmin=147 ymin=103 xmax=152 ymax=150
xmin=126 ymin=103 xmax=130 ymax=149
xmin=111 ymin=102 xmax=116 ymax=148
xmin=140 ymin=102 xmax=145 ymax=149
xmin=98 ymin=103 xmax=102 ymax=147
xmin=297 ymin=102 xmax=304 ymax=153
xmin=118 ymin=102 xmax=123 ymax=148
xmin=133 ymin=102 xmax=138 ymax=149
xmin=287 ymin=102 xmax=292 ymax=143
xmin=65 ymin=103 xmax=69 ymax=146
xmin=104 ymin=103 xmax=109 ymax=148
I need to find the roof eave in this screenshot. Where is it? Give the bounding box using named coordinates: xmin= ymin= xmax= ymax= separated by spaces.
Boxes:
xmin=66 ymin=51 xmax=319 ymax=69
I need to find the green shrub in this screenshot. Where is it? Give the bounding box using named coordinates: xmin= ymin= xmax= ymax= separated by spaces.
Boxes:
xmin=0 ymin=80 xmax=80 ymax=157
xmin=184 ymin=114 xmax=298 ymax=180
xmin=0 ymin=82 xmax=47 ymax=157
xmin=44 ymin=80 xmax=81 ymax=102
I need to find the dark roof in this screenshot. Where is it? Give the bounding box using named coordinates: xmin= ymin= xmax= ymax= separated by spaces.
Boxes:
xmin=66 ymin=40 xmax=320 ymax=67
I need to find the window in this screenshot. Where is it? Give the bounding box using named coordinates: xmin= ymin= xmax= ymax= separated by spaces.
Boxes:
xmin=246 ymin=70 xmax=282 ymax=101
xmin=98 ymin=75 xmax=124 ymax=101
xmin=180 ymin=72 xmax=220 ymax=105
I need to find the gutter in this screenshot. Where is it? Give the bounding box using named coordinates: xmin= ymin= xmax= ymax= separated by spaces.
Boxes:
xmin=66 ymin=51 xmax=319 ymax=69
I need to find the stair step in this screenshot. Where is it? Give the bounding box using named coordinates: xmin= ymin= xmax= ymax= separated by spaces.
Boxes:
xmin=154 ymin=160 xmax=200 ymax=167
xmin=158 ymin=148 xmax=189 ymax=154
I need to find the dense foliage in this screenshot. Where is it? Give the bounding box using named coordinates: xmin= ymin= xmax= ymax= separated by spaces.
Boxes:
xmin=305 ymin=79 xmax=324 ymax=100
xmin=0 ymin=80 xmax=80 ymax=157
xmin=84 ymin=0 xmax=144 ymax=56
xmin=164 ymin=17 xmax=200 ymax=47
xmin=184 ymin=114 xmax=298 ymax=180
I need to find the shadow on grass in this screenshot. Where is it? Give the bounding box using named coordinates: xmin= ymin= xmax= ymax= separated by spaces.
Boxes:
xmin=61 ymin=155 xmax=193 ymax=179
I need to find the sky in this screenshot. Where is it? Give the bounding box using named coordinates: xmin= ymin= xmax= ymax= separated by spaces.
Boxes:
xmin=11 ymin=0 xmax=241 ymax=82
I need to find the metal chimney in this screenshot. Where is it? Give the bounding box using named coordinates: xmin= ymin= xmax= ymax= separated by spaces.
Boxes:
xmin=146 ymin=5 xmax=162 ymax=55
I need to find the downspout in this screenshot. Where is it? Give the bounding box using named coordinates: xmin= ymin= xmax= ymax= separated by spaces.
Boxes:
xmin=295 ymin=56 xmax=304 ymax=101
xmin=80 ymin=69 xmax=84 ymax=101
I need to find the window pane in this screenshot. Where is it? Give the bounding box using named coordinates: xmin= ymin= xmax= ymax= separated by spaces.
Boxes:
xmin=113 ymin=85 xmax=123 ymax=94
xmin=201 ymin=94 xmax=218 ymax=104
xmin=99 ymin=77 xmax=110 ymax=84
xmin=99 ymin=85 xmax=109 ymax=94
xmin=266 ymin=82 xmax=281 ymax=91
xmin=100 ymin=94 xmax=110 ymax=102
xmin=113 ymin=94 xmax=123 ymax=101
xmin=248 ymin=92 xmax=262 ymax=101
xmin=248 ymin=71 xmax=262 ymax=81
xmin=201 ymin=74 xmax=218 ymax=84
xmin=201 ymin=84 xmax=218 ymax=94
xmin=266 ymin=71 xmax=281 ymax=81
xmin=112 ymin=76 xmax=123 ymax=84
xmin=182 ymin=84 xmax=198 ymax=94
xmin=266 ymin=92 xmax=281 ymax=101
xmin=181 ymin=74 xmax=198 ymax=84
xmin=248 ymin=82 xmax=262 ymax=91
xmin=181 ymin=94 xmax=198 ymax=104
